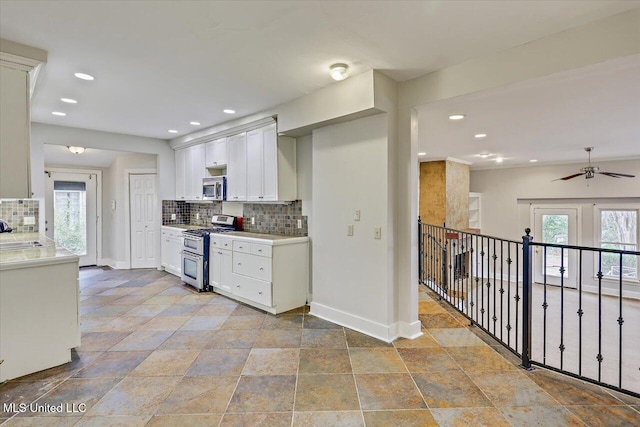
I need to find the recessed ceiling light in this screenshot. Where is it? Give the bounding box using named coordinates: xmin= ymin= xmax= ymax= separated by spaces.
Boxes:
xmin=449 ymin=114 xmax=465 ymax=120
xmin=223 ymin=109 xmax=236 ymax=114
xmin=190 ymin=121 xmax=201 ymax=126
xmin=495 ymin=157 xmax=504 ymax=163
xmin=474 ymin=133 xmax=487 ymax=138
xmin=168 ymin=130 xmax=178 ymax=134
xmin=530 ymin=159 xmax=538 ymax=163
xmin=479 ymin=153 xmax=490 ymax=158
xmin=74 ymin=72 xmax=94 ymax=81
xmin=52 ymin=111 xmax=66 ymax=116
xmin=60 ymin=98 xmax=77 ymax=104
xmin=329 ymin=63 xmax=350 ymax=81
xmin=418 ymin=152 xmax=426 ymax=156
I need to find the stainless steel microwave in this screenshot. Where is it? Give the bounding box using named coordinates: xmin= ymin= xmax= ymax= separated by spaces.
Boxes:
xmin=203 ymin=176 xmax=226 ymax=201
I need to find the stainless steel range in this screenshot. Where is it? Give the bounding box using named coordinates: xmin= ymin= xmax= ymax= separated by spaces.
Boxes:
xmin=180 ymin=215 xmax=240 ymax=291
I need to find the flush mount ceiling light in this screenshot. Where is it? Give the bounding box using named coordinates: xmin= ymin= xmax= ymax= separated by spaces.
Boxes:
xmin=223 ymin=109 xmax=236 ymax=114
xmin=61 ymin=98 xmax=77 ymax=104
xmin=168 ymin=130 xmax=178 ymax=134
xmin=68 ymin=146 xmax=85 ymax=154
xmin=52 ymin=111 xmax=66 ymax=116
xmin=478 ymin=153 xmax=490 ymax=158
xmin=495 ymin=157 xmax=504 ymax=163
xmin=530 ymin=159 xmax=538 ymax=163
xmin=74 ymin=72 xmax=94 ymax=81
xmin=448 ymin=114 xmax=465 ymax=121
xmin=190 ymin=121 xmax=201 ymax=126
xmin=418 ymin=152 xmax=426 ymax=156
xmin=474 ymin=133 xmax=487 ymax=138
xmin=329 ymin=63 xmax=349 ymax=81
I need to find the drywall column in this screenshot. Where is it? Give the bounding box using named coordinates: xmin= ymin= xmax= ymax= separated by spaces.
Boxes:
xmin=419 ymin=160 xmax=470 ymax=229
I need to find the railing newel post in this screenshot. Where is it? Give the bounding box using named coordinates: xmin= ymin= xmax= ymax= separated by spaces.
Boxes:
xmin=521 ymin=228 xmax=534 ymax=371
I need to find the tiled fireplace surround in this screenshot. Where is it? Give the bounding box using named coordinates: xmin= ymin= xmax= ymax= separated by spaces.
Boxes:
xmin=162 ymin=200 xmax=308 ymax=237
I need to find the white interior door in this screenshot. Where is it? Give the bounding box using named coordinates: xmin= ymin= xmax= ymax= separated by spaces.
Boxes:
xmin=532 ymin=207 xmax=578 ymax=287
xmin=130 ymin=174 xmax=158 ymax=268
xmin=44 ymin=171 xmax=97 ymax=266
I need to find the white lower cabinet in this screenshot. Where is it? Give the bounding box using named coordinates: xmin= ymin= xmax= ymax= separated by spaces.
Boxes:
xmin=209 ymin=233 xmax=308 ymax=314
xmin=161 ymin=226 xmax=183 ymax=276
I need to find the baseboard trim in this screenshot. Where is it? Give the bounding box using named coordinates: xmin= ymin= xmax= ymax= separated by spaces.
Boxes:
xmin=309 ymin=302 xmax=391 ymax=343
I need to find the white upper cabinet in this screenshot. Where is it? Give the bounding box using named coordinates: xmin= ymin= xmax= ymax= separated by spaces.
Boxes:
xmin=175 ymin=144 xmax=206 ymax=201
xmin=175 ymin=148 xmax=186 ymax=200
xmin=226 ymin=132 xmax=247 ymax=202
xmin=205 ymin=137 xmax=227 ymax=168
xmin=245 ymin=123 xmax=296 ymax=202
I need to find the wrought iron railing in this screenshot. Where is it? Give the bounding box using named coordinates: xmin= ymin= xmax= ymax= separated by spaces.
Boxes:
xmin=418 ymin=219 xmax=640 ymax=398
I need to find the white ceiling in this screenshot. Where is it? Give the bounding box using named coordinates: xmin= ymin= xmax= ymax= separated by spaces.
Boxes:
xmin=43 ymin=144 xmax=129 ymax=168
xmin=1 ymin=1 xmax=638 ymax=141
xmin=417 ymin=54 xmax=640 ymax=169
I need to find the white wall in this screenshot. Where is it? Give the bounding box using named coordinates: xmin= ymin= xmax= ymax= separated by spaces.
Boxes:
xmin=296 ymin=134 xmax=313 ymax=295
xmin=470 ymin=159 xmax=640 ymax=240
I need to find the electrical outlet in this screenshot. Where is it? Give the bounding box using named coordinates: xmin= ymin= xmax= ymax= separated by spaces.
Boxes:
xmin=347 ymin=224 xmax=354 ymax=236
xmin=251 ymin=217 xmax=255 ymax=225
xmin=171 ymin=213 xmax=177 ymax=220
xmin=196 ymin=213 xmax=200 ymax=220
xmin=297 ymin=219 xmax=302 ymax=229
xmin=374 ymin=227 xmax=381 ymax=239
xmin=23 ymin=216 xmax=36 ymax=225
xmin=354 ymin=210 xmax=361 ymax=221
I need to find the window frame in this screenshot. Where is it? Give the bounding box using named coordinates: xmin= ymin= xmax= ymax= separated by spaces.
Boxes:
xmin=593 ymin=204 xmax=640 ymax=283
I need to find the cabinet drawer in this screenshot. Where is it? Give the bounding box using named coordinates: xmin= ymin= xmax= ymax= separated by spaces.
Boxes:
xmin=231 ymin=273 xmax=272 ymax=307
xmin=233 ymin=252 xmax=272 ymax=281
xmin=211 ymin=235 xmax=233 ymax=250
xmin=233 ymin=241 xmax=250 ymax=254
xmin=250 ymin=243 xmax=272 ymax=258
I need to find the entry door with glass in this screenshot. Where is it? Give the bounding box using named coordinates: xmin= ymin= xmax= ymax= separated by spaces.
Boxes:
xmin=45 ymin=172 xmax=97 ymax=266
xmin=532 ymin=207 xmax=579 ymax=287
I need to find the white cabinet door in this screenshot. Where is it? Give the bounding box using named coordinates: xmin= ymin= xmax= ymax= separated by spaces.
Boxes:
xmin=161 ymin=230 xmax=171 ymax=268
xmin=206 ymin=137 xmax=227 ymax=168
xmin=190 ymin=143 xmax=206 ymax=200
xmin=262 ymin=124 xmax=278 ymax=201
xmin=246 ymin=128 xmax=264 ymax=201
xmin=227 ymin=132 xmax=247 ymax=201
xmin=175 ymin=149 xmax=186 ymax=200
xmin=171 ymin=236 xmax=182 ymax=275
xmin=211 ymin=248 xmax=232 ymax=292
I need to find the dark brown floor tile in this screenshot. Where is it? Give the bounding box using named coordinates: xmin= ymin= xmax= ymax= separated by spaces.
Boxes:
xmin=301 ymin=329 xmax=346 ymax=348
xmin=345 ymin=329 xmax=392 ymax=348
xmin=469 ymin=371 xmax=559 ymax=407
xmin=303 ymin=316 xmax=342 ymax=329
xmin=431 ymin=407 xmax=510 ymax=427
xmin=220 ymin=412 xmax=292 ymax=427
xmin=242 ymin=348 xmax=299 ymax=375
xmin=567 ymin=405 xmax=640 ymax=427
xmin=206 ymin=329 xmax=260 ymax=348
xmin=295 ymin=374 xmax=360 ymax=411
xmin=108 ymin=330 xmax=173 ymax=351
xmin=11 ymin=350 xmax=102 ymax=383
xmin=412 ymin=371 xmax=491 ymax=408
xmin=1 ymin=380 xmax=64 ymax=416
xmin=130 ymin=350 xmax=200 ymax=376
xmin=349 ymin=348 xmax=407 ymax=373
xmin=147 ymin=414 xmax=223 ymax=427
xmin=419 ymin=301 xmax=448 ymax=314
xmin=226 ymin=375 xmax=296 ymax=412
xmin=220 ymin=315 xmax=265 ymax=330
xmin=74 ymin=351 xmax=150 ymax=378
xmin=298 ymin=348 xmax=352 ymax=374
xmin=86 ymin=376 xmax=180 ymax=416
xmin=254 ymin=329 xmax=302 ymax=348
xmin=279 ymin=305 xmax=309 ymax=315
xmin=292 ymin=411 xmax=363 ymax=426
xmin=527 ymin=368 xmax=623 ymax=406
xmin=185 ymin=348 xmax=250 ymax=376
xmin=158 ymin=330 xmax=217 ymax=350
xmin=79 ymin=332 xmax=130 ymax=351
xmin=157 ymin=376 xmax=238 ymax=414
xmin=74 ymin=415 xmax=151 ymax=426
xmin=19 ymin=378 xmax=120 ymax=417
xmin=363 ymin=410 xmax=437 ymax=427
xmin=263 ymin=314 xmax=303 ymax=329
xmin=446 ymin=346 xmax=518 ymax=371
xmin=499 ymin=406 xmax=583 ymax=426
xmin=397 ymin=347 xmax=459 ymax=372
xmin=393 ymin=331 xmax=439 ymax=348
xmin=157 ymin=303 xmax=203 ymax=316
xmin=419 ymin=313 xmax=464 ymax=329
xmin=355 ymin=373 xmax=426 ymax=410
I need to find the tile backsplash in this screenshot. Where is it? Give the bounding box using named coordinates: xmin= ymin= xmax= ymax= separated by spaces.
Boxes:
xmin=0 ymin=199 xmax=40 ymax=233
xmin=189 ymin=202 xmax=223 ymax=227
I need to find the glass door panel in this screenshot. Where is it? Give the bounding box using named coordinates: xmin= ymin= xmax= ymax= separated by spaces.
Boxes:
xmin=53 ymin=181 xmax=87 ymax=256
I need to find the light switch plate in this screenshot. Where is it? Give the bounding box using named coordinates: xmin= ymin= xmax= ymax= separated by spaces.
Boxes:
xmin=23 ymin=216 xmax=36 ymax=225
xmin=297 ymin=219 xmax=302 ymax=229
xmin=354 ymin=210 xmax=361 ymax=221
xmin=252 ymin=217 xmax=255 ymax=225
xmin=347 ymin=224 xmax=354 ymax=236
xmin=374 ymin=227 xmax=381 ymax=239
xmin=171 ymin=213 xmax=177 ymax=220
xmin=196 ymin=213 xmax=200 ymax=220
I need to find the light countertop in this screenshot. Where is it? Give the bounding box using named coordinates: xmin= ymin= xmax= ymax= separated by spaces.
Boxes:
xmin=161 ymin=224 xmax=206 ymax=231
xmin=212 ymin=231 xmax=309 ymax=245
xmin=0 ymin=232 xmax=79 ymax=270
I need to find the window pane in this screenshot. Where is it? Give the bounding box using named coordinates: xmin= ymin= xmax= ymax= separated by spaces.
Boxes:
xmin=600 ymin=243 xmax=638 ymax=279
xmin=53 ymin=188 xmax=87 ymax=256
xmin=542 ymin=214 xmax=569 ymax=278
xmin=601 ymin=210 xmax=637 ymax=244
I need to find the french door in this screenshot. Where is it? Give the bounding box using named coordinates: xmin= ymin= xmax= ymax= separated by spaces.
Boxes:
xmin=45 ymin=172 xmax=97 ymax=266
xmin=532 ymin=207 xmax=579 ymax=288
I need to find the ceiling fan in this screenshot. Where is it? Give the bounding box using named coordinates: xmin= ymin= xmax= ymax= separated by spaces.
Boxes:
xmin=554 ymin=147 xmax=636 ymax=181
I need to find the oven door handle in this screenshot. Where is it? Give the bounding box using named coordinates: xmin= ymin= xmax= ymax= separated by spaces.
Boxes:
xmin=181 ymin=251 xmax=202 ymax=261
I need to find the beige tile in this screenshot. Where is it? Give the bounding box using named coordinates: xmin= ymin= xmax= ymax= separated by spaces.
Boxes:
xmin=499 ymin=406 xmax=583 ymax=426
xmin=428 ymin=328 xmax=488 ymax=347
xmin=393 ymin=331 xmax=439 ymax=348
xmin=263 ymin=314 xmax=303 ymax=329
xmin=468 ymin=371 xmax=559 ymax=407
xmin=176 ymin=294 xmax=216 ymax=305
xmin=355 ymin=374 xmax=427 ymax=410
xmin=220 ymin=315 xmax=265 ymax=330
xmin=91 ymin=316 xmax=151 ymax=332
xmin=136 ymin=316 xmax=190 ymax=331
xmin=87 ymin=376 xmax=181 ymax=415
xmin=146 ymin=414 xmax=223 ymax=427
xmin=527 ymin=368 xmax=623 ymax=406
xmin=293 ymin=411 xmax=364 ymax=427
xmin=74 ymin=351 xmax=150 ymax=378
xmin=254 ymin=329 xmax=302 ymax=348
xmin=363 ymin=410 xmax=438 ymax=427
xmin=179 ymin=315 xmax=228 ymax=331
xmin=295 ymin=374 xmax=360 ymax=411
xmin=412 ymin=371 xmax=491 ymax=408
xmin=226 ymin=375 xmax=296 ymax=412
xmin=397 ymin=347 xmax=460 ymax=372
xmin=431 ymin=408 xmax=510 ymax=427
xmin=130 ymin=350 xmax=200 ymax=376
xmin=420 ymin=313 xmax=465 ymax=329
xmin=419 ymin=301 xmax=448 ymax=314
xmin=185 ymin=348 xmax=250 ymax=376
xmin=345 ymin=329 xmax=392 ymax=348
xmin=142 ymin=295 xmax=184 ymax=305
xmin=445 ymin=346 xmax=518 ymax=372
xmin=74 ymin=415 xmax=151 ymax=426
xmin=566 ymin=405 xmax=640 ymax=427
xmin=108 ymin=330 xmax=173 ymax=351
xmin=78 ymin=332 xmax=130 ymax=351
xmin=206 ymin=329 xmax=259 ymax=348
xmin=301 ymin=329 xmax=346 ymax=348
xmin=298 ymin=348 xmax=352 ymax=374
xmin=349 ymin=348 xmax=407 ymax=373
xmin=1 ymin=380 xmax=64 ymax=417
xmin=242 ymin=348 xmax=299 ymax=375
xmin=220 ymin=412 xmax=292 ymax=427
xmin=158 ymin=330 xmax=217 ymax=350
xmin=124 ymin=304 xmax=171 ymax=317
xmin=157 ymin=376 xmax=238 ymax=414
xmin=3 ymin=417 xmax=80 ymax=426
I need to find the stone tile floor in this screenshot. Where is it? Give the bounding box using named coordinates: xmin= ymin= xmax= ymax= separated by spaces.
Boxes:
xmin=1 ymin=268 xmax=638 ymax=426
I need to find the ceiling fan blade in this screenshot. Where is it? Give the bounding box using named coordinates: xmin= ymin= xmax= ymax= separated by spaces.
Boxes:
xmin=553 ymin=173 xmax=585 ymax=181
xmin=598 ymin=172 xmax=636 ymax=178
